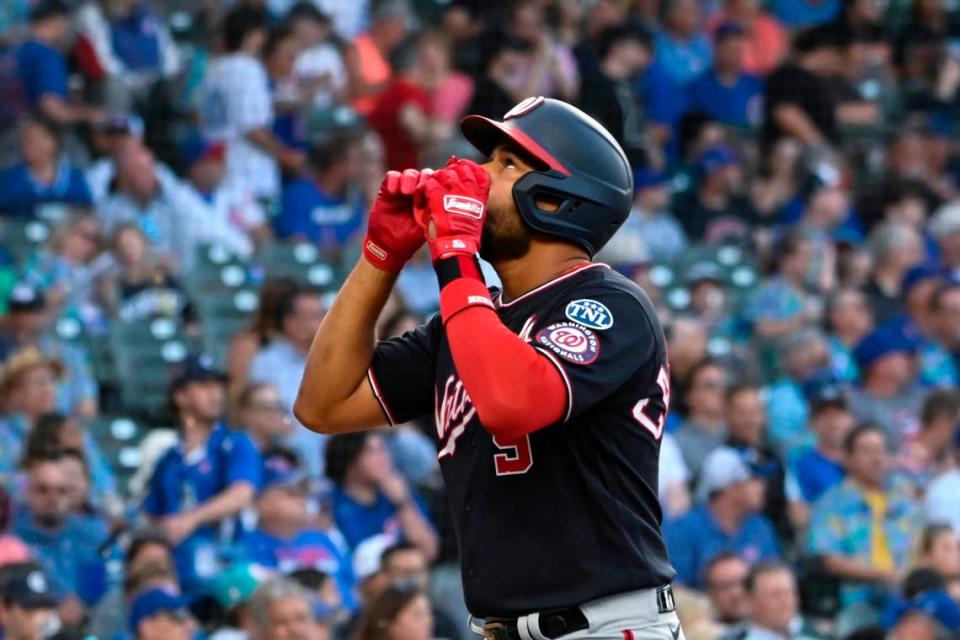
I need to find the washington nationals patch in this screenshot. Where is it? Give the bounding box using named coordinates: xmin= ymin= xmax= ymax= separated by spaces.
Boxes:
xmin=535 ymin=322 xmax=600 ymax=365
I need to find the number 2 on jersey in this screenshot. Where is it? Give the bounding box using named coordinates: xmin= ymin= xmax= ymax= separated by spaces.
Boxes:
xmin=632 ymin=365 xmax=671 ymax=440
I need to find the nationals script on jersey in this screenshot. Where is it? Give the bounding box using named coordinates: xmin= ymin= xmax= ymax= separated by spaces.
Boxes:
xmin=367 ymin=262 xmax=675 ymax=618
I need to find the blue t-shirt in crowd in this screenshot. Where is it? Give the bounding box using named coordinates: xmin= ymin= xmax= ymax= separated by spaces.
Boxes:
xmin=239 ymin=528 xmax=358 ymax=610
xmin=329 ymin=485 xmax=433 ymax=551
xmin=688 ymin=70 xmax=764 ymax=129
xmin=109 ymin=6 xmax=163 ymax=72
xmin=768 ymin=0 xmax=840 ymax=26
xmin=275 ymin=178 xmax=365 ymax=248
xmin=0 ymin=161 xmax=93 ymax=218
xmin=791 ymin=448 xmax=845 ymax=504
xmin=663 ymin=505 xmax=781 ymax=587
xmin=143 ymin=424 xmax=263 ymax=587
xmin=654 ymin=31 xmax=712 ymax=87
xmin=17 ymin=39 xmax=68 ymax=106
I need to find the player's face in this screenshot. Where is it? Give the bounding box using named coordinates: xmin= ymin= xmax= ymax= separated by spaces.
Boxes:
xmin=479 ymin=145 xmax=550 ymax=263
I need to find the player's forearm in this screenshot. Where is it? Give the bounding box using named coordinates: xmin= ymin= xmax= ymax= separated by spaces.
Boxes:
xmin=294 ymin=259 xmax=396 ymax=432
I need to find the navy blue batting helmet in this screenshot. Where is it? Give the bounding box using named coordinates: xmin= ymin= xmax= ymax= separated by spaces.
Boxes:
xmin=460 ymin=97 xmax=633 ymax=257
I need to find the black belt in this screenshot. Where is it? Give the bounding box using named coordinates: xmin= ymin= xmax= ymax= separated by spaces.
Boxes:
xmin=482 ymin=585 xmax=676 ymax=640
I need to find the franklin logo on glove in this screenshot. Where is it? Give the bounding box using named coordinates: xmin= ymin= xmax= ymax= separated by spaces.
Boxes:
xmin=443 ymin=195 xmax=485 ymax=219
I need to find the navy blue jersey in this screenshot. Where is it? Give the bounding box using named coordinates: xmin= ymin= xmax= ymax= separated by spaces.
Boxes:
xmin=369 ymin=263 xmax=675 ymax=617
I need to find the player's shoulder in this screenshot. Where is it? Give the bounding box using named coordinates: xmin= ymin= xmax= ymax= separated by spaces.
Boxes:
xmin=562 ymin=264 xmax=660 ymax=323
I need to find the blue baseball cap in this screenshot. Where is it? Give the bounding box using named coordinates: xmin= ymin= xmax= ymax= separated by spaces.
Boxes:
xmin=129 ymin=588 xmax=192 ymax=631
xmin=169 ymin=353 xmax=227 ymax=394
xmin=901 ymin=264 xmax=942 ymax=297
xmin=695 ymin=145 xmax=739 ymax=176
xmin=180 ymin=134 xmax=226 ymax=167
xmin=883 ymin=590 xmax=960 ymax=632
xmin=715 ymin=21 xmax=746 ymax=42
xmin=262 ymin=448 xmax=308 ymax=490
xmin=853 ymin=326 xmax=917 ymax=370
xmin=633 ymin=167 xmax=671 ymax=193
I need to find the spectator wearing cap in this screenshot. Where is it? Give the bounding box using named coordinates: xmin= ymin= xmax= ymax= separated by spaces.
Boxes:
xmin=0 ymin=568 xmax=59 ymax=640
xmin=72 ymin=0 xmax=181 ymax=110
xmin=599 ymin=167 xmax=686 ymax=266
xmin=707 ymin=0 xmax=788 ymax=75
xmin=129 ymin=588 xmax=195 ymax=640
xmin=726 ymin=561 xmax=824 ymax=640
xmin=349 ymin=1 xmax=412 ymax=116
xmin=238 ymin=452 xmax=357 ymax=612
xmin=808 ymin=424 xmax=921 ymax=631
xmin=895 ymin=389 xmax=960 ymax=488
xmin=88 ymin=530 xmax=178 ymax=640
xmin=825 ymin=288 xmax=873 ymax=384
xmin=848 ymin=326 xmax=925 ymax=447
xmin=367 ymin=33 xmax=456 ymax=173
xmin=663 ymin=446 xmax=781 ymax=587
xmin=0 ymin=286 xmax=98 ymax=417
xmin=701 ymin=552 xmax=749 ymax=633
xmin=689 ymin=23 xmax=764 ymax=131
xmin=725 ymin=385 xmax=799 ymax=545
xmin=673 ymin=145 xmax=760 ymax=245
xmin=199 ymin=6 xmax=305 ymax=202
xmin=654 ymin=0 xmax=712 ymax=88
xmin=1 ymin=1 xmax=101 ymax=128
xmin=765 ymin=328 xmax=833 ymax=457
xmin=790 ymin=386 xmax=854 ymax=504
xmin=143 ymin=353 xmax=262 ymax=589
xmin=0 ymin=114 xmax=92 ymax=219
xmin=249 ymin=286 xmax=327 ymax=477
xmin=207 ymin=562 xmax=265 ymax=640
xmin=862 ymin=222 xmax=925 ymax=325
xmin=181 ymin=134 xmax=268 ymax=258
xmin=275 ymin=132 xmax=366 ymax=251
xmin=674 ymin=358 xmax=729 ymax=478
xmin=13 ymin=452 xmax=110 ymax=616
xmin=324 ymin=431 xmax=437 ymax=560
xmin=925 ymin=431 xmax=960 ymax=537
xmin=577 ymin=25 xmax=655 ymax=169
xmin=248 ymin=578 xmax=327 ymax=640
xmin=288 ymin=4 xmax=348 ymax=110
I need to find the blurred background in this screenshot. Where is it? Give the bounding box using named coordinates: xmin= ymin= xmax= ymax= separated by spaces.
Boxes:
xmin=3 ymin=0 xmax=960 ymax=639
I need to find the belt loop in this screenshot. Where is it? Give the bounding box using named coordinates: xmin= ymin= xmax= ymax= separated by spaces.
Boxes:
xmin=519 ymin=612 xmax=551 ymax=640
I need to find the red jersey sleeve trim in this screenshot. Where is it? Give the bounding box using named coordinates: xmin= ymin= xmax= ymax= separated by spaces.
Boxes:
xmin=367 ymin=368 xmax=397 ymax=427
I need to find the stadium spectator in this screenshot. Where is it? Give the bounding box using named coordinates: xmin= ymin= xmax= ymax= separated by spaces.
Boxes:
xmin=689 ymin=23 xmax=764 ymax=130
xmin=248 ymin=285 xmax=326 ymax=475
xmin=708 ymin=0 xmax=788 ymax=75
xmin=88 ymin=529 xmax=178 ymax=640
xmin=702 ymin=551 xmax=749 ymax=632
xmin=13 ymin=452 xmax=109 ymax=615
xmin=729 ymin=561 xmax=824 ymax=639
xmin=208 ymin=562 xmax=263 ymax=640
xmin=749 ymin=137 xmax=805 ymax=222
xmin=238 ymin=455 xmax=356 ymax=610
xmin=848 ymin=327 xmax=924 ymax=447
xmin=143 ymin=354 xmax=262 ymax=589
xmin=418 ymin=32 xmax=474 ymax=142
xmin=349 ymin=582 xmax=434 ymax=640
xmin=664 ymin=446 xmax=781 ymax=587
xmin=503 ymin=0 xmax=579 ymax=102
xmin=808 ymin=424 xmax=922 ymax=633
xmin=658 ymin=433 xmax=692 ymax=519
xmin=0 ymin=567 xmax=59 ymax=640
xmin=895 ymin=389 xmax=960 ymax=487
xmin=234 ymin=383 xmax=294 ymax=453
xmin=95 ymin=224 xmax=197 ymax=327
xmin=181 ymin=135 xmax=269 ymax=258
xmin=862 ymin=222 xmax=925 ymax=325
xmin=323 ymin=431 xmax=437 ymax=560
xmin=673 ymin=358 xmax=729 ymax=477
xmin=465 ymin=31 xmax=536 ymax=121
xmin=288 ymin=3 xmax=348 ymax=110
xmin=665 ymin=316 xmax=709 ymax=386
xmin=825 ymin=288 xmax=873 ymax=384
xmin=790 ymin=386 xmax=854 ymax=504
xmin=768 ymin=0 xmax=840 ymax=29
xmin=248 ymin=578 xmax=328 ymax=640
xmin=910 ymin=524 xmax=960 ymax=597
xmin=930 ymin=203 xmax=960 ymax=281
xmin=655 ymin=0 xmax=712 ymax=87
xmin=85 ymin=115 xmax=170 ymax=203
xmin=578 ymin=25 xmax=656 ymax=168
xmin=199 ymin=6 xmax=304 ymax=202
xmin=263 ymin=25 xmax=307 ymax=153
xmin=925 ymin=433 xmax=960 ymax=536
xmin=129 ymin=588 xmax=196 ymax=640
xmin=275 ymin=132 xmax=366 ymax=250
xmin=348 ymin=0 xmax=412 ymax=116
xmin=674 ymin=145 xmax=759 ymax=245
xmin=600 ymin=167 xmax=685 ymax=265
xmin=0 ymin=114 xmax=92 ymax=219
xmin=226 ymin=277 xmax=299 ymax=405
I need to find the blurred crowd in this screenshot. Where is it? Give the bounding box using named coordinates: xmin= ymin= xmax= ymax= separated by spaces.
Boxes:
xmin=4 ymin=0 xmax=960 ymax=639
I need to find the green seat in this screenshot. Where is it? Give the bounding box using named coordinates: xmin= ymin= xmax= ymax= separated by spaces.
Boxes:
xmin=196 ymin=289 xmax=259 ymax=367
xmin=84 ymin=416 xmax=145 ymax=453
xmin=258 ymin=242 xmax=340 ymax=288
xmin=109 ymin=318 xmax=189 ymax=416
xmin=185 ymin=244 xmax=252 ymax=296
xmin=0 ymin=219 xmax=50 ymax=265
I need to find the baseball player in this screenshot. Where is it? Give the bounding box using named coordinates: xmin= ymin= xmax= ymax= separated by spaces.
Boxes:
xmin=295 ymin=97 xmax=682 ymax=640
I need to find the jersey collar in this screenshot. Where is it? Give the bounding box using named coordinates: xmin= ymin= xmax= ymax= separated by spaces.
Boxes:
xmin=495 ymin=262 xmax=608 ymax=309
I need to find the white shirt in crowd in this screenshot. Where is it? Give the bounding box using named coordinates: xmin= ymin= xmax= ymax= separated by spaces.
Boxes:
xmin=925 ymin=468 xmax=960 ymax=535
xmin=293 ymin=43 xmax=348 ymax=108
xmin=189 ymin=178 xmax=266 ymax=258
xmin=200 ymin=53 xmax=279 ymax=200
xmin=658 ymin=432 xmax=689 ymax=500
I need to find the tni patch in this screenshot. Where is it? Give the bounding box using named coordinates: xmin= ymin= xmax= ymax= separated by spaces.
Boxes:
xmin=535 ymin=322 xmax=600 ymax=365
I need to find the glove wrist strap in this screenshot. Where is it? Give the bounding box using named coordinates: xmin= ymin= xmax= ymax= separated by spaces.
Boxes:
xmin=428 ymin=236 xmax=479 ymax=263
xmin=435 ymin=255 xmax=491 ymax=324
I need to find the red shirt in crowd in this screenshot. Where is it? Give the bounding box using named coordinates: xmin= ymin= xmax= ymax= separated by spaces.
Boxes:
xmin=367 ymin=77 xmax=432 ymax=172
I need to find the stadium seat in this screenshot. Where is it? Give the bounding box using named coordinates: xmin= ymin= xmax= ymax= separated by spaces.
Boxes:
xmin=0 ymin=219 xmax=50 ymax=265
xmin=109 ymin=317 xmax=191 ymax=419
xmin=196 ymin=288 xmax=259 ymax=367
xmin=258 ymin=242 xmax=340 ymax=289
xmin=184 ymin=244 xmax=253 ymax=297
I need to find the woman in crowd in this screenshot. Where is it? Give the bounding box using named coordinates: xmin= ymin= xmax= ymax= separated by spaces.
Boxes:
xmin=350 ymin=582 xmax=434 ymax=640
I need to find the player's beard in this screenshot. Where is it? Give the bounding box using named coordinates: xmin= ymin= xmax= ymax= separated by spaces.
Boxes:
xmin=479 ymin=203 xmax=533 ymax=263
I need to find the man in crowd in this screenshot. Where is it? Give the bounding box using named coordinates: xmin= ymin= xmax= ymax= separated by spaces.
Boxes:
xmin=674 ymin=358 xmax=729 ymax=477
xmin=689 ymin=22 xmax=764 ymax=130
xmin=664 ymin=446 xmax=781 ymax=587
xmin=724 ymin=562 xmax=825 ymax=639
xmin=702 ymin=552 xmax=749 ymax=633
xmin=247 ymin=579 xmax=328 ymax=640
xmin=808 ymin=424 xmax=922 ymax=635
xmin=129 ymin=588 xmax=196 ymax=640
xmin=0 ymin=567 xmax=59 ymax=640
xmin=790 ymin=386 xmax=854 ymax=504
xmin=143 ymin=354 xmax=262 ymax=590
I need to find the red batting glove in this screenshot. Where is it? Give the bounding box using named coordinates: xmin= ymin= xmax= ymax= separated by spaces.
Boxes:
xmin=414 ymin=159 xmax=491 ymax=263
xmin=362 ymin=169 xmax=434 ymax=273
